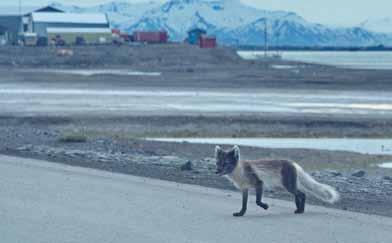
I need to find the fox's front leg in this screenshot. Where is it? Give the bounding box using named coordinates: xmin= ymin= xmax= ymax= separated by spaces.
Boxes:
xmin=233 ymin=189 xmax=248 ymax=217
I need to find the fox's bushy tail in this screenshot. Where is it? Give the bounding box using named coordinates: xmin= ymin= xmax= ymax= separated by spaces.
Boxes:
xmin=293 ymin=163 xmax=340 ymax=204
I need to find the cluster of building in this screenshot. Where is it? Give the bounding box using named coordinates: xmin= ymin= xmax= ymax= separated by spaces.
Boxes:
xmin=0 ymin=5 xmax=216 ymax=48
xmin=186 ymin=28 xmax=217 ymax=48
xmin=0 ymin=6 xmax=112 ymax=46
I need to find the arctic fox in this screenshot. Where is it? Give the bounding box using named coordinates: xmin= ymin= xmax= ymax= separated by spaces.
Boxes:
xmin=215 ymin=145 xmax=339 ymax=216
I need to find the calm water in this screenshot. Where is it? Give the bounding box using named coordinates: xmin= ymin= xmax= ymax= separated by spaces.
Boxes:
xmin=238 ymin=51 xmax=392 ymax=70
xmin=150 ymin=138 xmax=392 ymax=155
xmin=2 ymin=89 xmax=392 ymax=116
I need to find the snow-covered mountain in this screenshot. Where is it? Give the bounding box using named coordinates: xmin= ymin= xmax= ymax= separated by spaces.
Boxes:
xmin=49 ymin=0 xmax=392 ymax=46
xmin=221 ymin=19 xmax=389 ymax=46
xmin=50 ymin=1 xmax=160 ymax=30
xmin=361 ymin=17 xmax=392 ymax=34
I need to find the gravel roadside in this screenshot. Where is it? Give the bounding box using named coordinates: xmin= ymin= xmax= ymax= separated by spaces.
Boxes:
xmin=1 ymin=116 xmax=391 ymax=217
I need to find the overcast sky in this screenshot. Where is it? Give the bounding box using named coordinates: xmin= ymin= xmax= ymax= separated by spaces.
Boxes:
xmin=0 ymin=0 xmax=390 ymax=26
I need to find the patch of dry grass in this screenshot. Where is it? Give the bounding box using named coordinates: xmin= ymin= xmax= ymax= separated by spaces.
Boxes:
xmin=59 ymin=131 xmax=88 ymax=143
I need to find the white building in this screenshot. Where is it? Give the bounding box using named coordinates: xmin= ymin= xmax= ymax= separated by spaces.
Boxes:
xmin=25 ymin=9 xmax=112 ymax=44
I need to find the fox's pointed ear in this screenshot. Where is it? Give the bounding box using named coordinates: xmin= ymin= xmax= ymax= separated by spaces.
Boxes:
xmin=215 ymin=145 xmax=222 ymax=157
xmin=233 ymin=145 xmax=240 ymax=161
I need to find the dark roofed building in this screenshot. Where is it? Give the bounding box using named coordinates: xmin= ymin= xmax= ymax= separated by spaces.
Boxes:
xmin=0 ymin=5 xmax=64 ymax=45
xmin=187 ymin=28 xmax=207 ymax=45
xmin=33 ymin=6 xmax=64 ymax=13
xmin=0 ymin=15 xmax=22 ymax=44
xmin=21 ymin=5 xmax=66 ymax=34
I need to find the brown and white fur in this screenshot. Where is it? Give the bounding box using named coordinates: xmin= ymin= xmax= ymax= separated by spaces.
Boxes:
xmin=215 ymin=145 xmax=339 ymax=216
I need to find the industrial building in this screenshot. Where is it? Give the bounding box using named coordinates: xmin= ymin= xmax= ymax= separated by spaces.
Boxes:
xmin=0 ymin=5 xmax=112 ymax=45
xmin=200 ymin=36 xmax=217 ymax=48
xmin=0 ymin=6 xmax=64 ymax=45
xmin=0 ymin=15 xmax=22 ymax=44
xmin=187 ymin=28 xmax=217 ymax=48
xmin=27 ymin=12 xmax=112 ymax=44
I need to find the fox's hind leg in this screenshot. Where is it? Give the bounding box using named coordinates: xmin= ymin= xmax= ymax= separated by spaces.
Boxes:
xmin=294 ymin=191 xmax=306 ymax=214
xmin=281 ymin=162 xmax=306 ymax=214
xmin=256 ymin=181 xmax=269 ymax=210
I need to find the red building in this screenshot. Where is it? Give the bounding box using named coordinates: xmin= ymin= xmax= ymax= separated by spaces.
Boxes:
xmin=133 ymin=31 xmax=168 ymax=43
xmin=199 ymin=36 xmax=217 ymax=48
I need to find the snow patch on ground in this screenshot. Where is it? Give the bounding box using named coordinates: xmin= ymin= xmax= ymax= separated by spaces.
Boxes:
xmin=271 ymin=65 xmax=297 ymax=69
xmin=148 ymin=137 xmax=392 ymax=155
xmin=24 ymin=69 xmax=161 ymax=77
xmin=379 ymin=162 xmax=392 ymax=168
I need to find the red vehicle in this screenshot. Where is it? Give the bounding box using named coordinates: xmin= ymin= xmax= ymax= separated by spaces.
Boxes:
xmin=120 ymin=33 xmax=132 ymax=42
xmin=133 ymin=31 xmax=168 ymax=43
xmin=111 ymin=29 xmax=121 ymax=36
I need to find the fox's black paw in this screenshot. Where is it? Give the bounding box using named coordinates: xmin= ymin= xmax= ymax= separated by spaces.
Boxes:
xmin=294 ymin=209 xmax=305 ymax=214
xmin=257 ymin=202 xmax=269 ymax=210
xmin=233 ymin=211 xmax=245 ymax=217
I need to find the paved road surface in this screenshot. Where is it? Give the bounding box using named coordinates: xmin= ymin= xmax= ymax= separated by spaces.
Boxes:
xmin=1 ymin=155 xmax=391 ymax=243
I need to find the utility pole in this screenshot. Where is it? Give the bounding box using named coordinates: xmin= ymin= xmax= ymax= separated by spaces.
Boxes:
xmin=19 ymin=0 xmax=23 ymax=39
xmin=264 ymin=18 xmax=268 ymax=57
